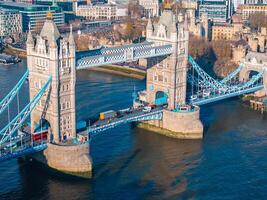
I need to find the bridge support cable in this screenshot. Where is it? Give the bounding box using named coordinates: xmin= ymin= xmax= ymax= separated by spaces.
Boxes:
xmin=190 ymin=70 xmax=265 ymax=105
xmin=0 ymin=76 xmax=52 ymax=145
xmin=220 ymin=64 xmax=244 ymax=84
xmin=0 ymin=69 xmax=29 ymax=116
xmin=188 ymin=55 xmax=227 ymax=90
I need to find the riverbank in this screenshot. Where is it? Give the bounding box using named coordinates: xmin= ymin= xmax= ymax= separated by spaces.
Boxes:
xmin=4 ymin=45 xmax=26 ymax=59
xmin=89 ymin=64 xmax=146 ymax=79
xmin=242 ymin=94 xmax=267 ymax=114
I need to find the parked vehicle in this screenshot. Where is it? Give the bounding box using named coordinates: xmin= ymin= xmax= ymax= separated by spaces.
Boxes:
xmin=143 ymin=106 xmax=151 ymax=113
xmin=190 ymin=95 xmax=197 ymax=100
xmin=150 ymin=104 xmax=156 ymax=109
xmin=76 ymin=121 xmax=87 ymax=132
xmin=179 ymin=106 xmax=189 ymax=111
xmin=99 ymin=110 xmax=117 ymax=120
xmin=32 ymin=130 xmax=48 ymax=142
xmin=203 ymin=89 xmax=211 ymax=97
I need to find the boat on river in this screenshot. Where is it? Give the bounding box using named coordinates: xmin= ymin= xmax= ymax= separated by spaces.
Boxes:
xmin=0 ymin=53 xmax=21 ymax=65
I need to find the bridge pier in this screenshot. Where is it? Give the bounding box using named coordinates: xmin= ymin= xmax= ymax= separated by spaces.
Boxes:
xmin=137 ymin=108 xmax=203 ymax=139
xmin=31 ymin=143 xmax=92 ymax=178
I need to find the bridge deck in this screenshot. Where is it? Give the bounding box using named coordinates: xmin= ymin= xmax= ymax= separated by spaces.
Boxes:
xmin=86 ymin=106 xmax=164 ymax=135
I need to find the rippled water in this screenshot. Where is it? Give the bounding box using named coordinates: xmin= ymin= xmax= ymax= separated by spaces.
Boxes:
xmin=0 ymin=61 xmax=267 ymax=200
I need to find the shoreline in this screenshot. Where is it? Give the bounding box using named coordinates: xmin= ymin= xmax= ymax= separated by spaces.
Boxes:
xmin=87 ymin=65 xmax=146 ymax=79
xmin=5 ymin=46 xmax=146 ymax=79
xmin=4 ymin=45 xmax=27 ymax=59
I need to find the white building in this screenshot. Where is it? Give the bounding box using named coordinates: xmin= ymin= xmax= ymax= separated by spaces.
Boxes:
xmin=0 ymin=9 xmax=22 ymax=38
xmin=139 ymin=0 xmax=159 ymax=18
xmin=76 ymin=3 xmax=117 ymax=20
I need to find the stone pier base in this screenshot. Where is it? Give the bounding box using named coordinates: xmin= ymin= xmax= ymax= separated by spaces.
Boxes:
xmin=31 ymin=142 xmax=92 ymax=179
xmin=138 ymin=108 xmax=203 ymax=139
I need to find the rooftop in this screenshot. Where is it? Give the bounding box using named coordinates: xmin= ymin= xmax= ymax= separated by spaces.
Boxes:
xmin=0 ymin=2 xmax=62 ymax=12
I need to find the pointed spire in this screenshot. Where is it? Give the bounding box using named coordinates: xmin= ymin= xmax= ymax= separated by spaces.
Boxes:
xmin=69 ymin=24 xmax=75 ymax=46
xmin=184 ymin=14 xmax=188 ymax=30
xmin=50 ymin=37 xmax=57 ymax=48
xmin=27 ymin=23 xmax=34 ymax=45
xmin=147 ymin=14 xmax=153 ymax=31
xmin=170 ymin=13 xmax=177 ymax=33
xmin=171 ymin=20 xmax=177 ymax=33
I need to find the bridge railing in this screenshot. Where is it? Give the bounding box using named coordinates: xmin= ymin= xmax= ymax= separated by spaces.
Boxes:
xmin=0 ymin=76 xmax=52 ymax=145
xmin=89 ymin=109 xmax=163 ymax=135
xmin=0 ymin=69 xmax=29 ymax=116
xmin=76 ymin=44 xmax=172 ymax=70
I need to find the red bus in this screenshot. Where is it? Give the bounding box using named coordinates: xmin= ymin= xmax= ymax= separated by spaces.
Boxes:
xmin=32 ymin=130 xmax=48 ymax=142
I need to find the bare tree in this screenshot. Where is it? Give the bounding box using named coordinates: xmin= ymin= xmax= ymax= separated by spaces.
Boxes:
xmin=248 ymin=12 xmax=267 ymax=31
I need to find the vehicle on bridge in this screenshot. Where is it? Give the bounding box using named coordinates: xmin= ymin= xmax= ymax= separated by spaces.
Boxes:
xmin=143 ymin=106 xmax=152 ymax=113
xmin=100 ymin=110 xmax=117 ymax=120
xmin=203 ymin=89 xmax=211 ymax=97
xmin=32 ymin=130 xmax=48 ymax=142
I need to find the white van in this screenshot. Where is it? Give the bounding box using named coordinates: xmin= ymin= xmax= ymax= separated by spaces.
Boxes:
xmin=142 ymin=106 xmax=151 ymax=113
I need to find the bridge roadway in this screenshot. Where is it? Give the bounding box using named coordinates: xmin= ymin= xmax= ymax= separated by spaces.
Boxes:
xmin=191 ymin=84 xmax=264 ymax=106
xmin=86 ymin=105 xmax=165 ymax=135
xmin=0 ymin=105 xmax=165 ymax=162
xmin=0 ymin=133 xmax=47 ymax=162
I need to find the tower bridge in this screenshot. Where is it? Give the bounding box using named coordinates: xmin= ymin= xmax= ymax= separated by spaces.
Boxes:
xmin=0 ymin=8 xmax=266 ymax=178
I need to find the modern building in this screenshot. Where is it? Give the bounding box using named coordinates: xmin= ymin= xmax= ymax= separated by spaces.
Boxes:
xmin=75 ymin=3 xmax=117 ymax=20
xmin=35 ymin=0 xmax=88 ymax=12
xmin=197 ymin=0 xmax=234 ymax=22
xmin=139 ymin=0 xmax=160 ymax=18
xmin=0 ymin=8 xmax=22 ymax=38
xmin=240 ymin=4 xmax=267 ymax=20
xmin=0 ymin=2 xmax=64 ymax=32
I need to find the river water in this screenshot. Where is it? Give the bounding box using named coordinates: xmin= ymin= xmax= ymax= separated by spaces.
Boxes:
xmin=0 ymin=61 xmax=267 ymax=200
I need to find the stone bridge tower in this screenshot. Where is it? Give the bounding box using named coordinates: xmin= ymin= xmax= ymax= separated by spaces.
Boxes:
xmin=146 ymin=8 xmax=189 ymax=109
xmin=27 ymin=13 xmax=76 ymax=143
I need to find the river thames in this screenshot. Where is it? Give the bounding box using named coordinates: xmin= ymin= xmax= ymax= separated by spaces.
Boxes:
xmin=0 ymin=61 xmax=267 ymax=200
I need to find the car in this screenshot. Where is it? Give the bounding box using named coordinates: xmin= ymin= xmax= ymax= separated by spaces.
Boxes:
xmin=150 ymin=104 xmax=156 ymax=109
xmin=190 ymin=95 xmax=197 ymax=100
xmin=203 ymin=89 xmax=211 ymax=97
xmin=142 ymin=106 xmax=151 ymax=113
xmin=179 ymin=106 xmax=189 ymax=111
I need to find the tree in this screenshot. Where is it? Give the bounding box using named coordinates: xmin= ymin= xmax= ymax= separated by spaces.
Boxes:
xmin=248 ymin=12 xmax=267 ymax=31
xmin=211 ymin=40 xmax=232 ymax=60
xmin=188 ymin=35 xmax=210 ymax=58
xmin=128 ymin=1 xmax=142 ymax=19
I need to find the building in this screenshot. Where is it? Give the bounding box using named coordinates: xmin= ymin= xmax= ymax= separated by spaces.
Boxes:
xmin=244 ymin=0 xmax=267 ymax=4
xmin=14 ymin=0 xmax=34 ymax=3
xmin=231 ymin=39 xmax=248 ymax=63
xmin=0 ymin=9 xmax=22 ymax=38
xmin=212 ymin=22 xmax=243 ymax=40
xmin=240 ymin=4 xmax=267 ymax=20
xmin=187 ymin=10 xmax=212 ymax=39
xmin=139 ymin=0 xmax=159 ymax=18
xmin=233 ymin=0 xmax=244 ymax=10
xmin=76 ymin=3 xmax=117 ymax=20
xmin=0 ymin=2 xmax=64 ymax=32
xmin=197 ymin=0 xmax=234 ymax=22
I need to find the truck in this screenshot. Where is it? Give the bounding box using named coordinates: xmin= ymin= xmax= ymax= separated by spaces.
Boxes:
xmin=99 ymin=110 xmax=117 ymax=120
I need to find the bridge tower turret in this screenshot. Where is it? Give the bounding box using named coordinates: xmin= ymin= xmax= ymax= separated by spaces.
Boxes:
xmin=145 ymin=8 xmax=189 ymax=109
xmin=26 ymin=13 xmax=92 ymax=178
xmin=27 ymin=13 xmax=76 ymax=144
xmin=138 ymin=8 xmax=203 ymax=139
